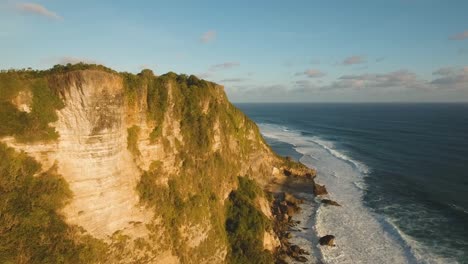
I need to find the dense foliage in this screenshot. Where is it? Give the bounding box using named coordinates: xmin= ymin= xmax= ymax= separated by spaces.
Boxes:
xmin=121 ymin=69 xmax=169 ymax=143
xmin=137 ymin=160 xmax=228 ymax=262
xmin=225 ymin=177 xmax=273 ymax=264
xmin=0 ymin=74 xmax=64 ymax=142
xmin=127 ymin=68 xmax=276 ymax=262
xmin=0 ymin=143 xmax=107 ymax=264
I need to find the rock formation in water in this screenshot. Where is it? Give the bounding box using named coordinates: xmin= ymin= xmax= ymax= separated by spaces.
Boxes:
xmin=313 ymin=182 xmax=328 ymax=196
xmin=319 ymin=235 xmax=336 ymax=247
xmin=321 ymin=199 xmax=341 ymax=207
xmin=0 ymin=63 xmax=315 ymax=263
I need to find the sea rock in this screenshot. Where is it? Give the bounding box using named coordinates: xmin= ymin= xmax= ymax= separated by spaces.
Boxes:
xmin=294 ymin=256 xmax=308 ymax=262
xmin=285 ymin=192 xmax=303 ymax=205
xmin=277 ymin=254 xmax=288 ymax=264
xmin=290 ymin=245 xmax=301 ymax=253
xmin=286 ymin=205 xmax=299 ymax=216
xmin=313 ymin=182 xmax=328 ymax=196
xmin=322 ymin=199 xmax=341 ymax=206
xmin=319 ymin=235 xmax=336 ymax=246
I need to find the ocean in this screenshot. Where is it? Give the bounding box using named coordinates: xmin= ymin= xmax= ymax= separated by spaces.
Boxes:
xmin=236 ymin=103 xmax=468 ymax=264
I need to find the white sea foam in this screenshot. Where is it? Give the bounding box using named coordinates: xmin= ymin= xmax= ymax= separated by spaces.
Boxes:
xmin=258 ymin=123 xmax=453 ymax=264
xmin=305 ymin=137 xmax=370 ymax=174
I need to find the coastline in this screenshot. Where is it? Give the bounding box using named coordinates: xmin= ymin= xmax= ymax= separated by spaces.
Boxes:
xmin=236 ymin=104 xmax=468 ymax=264
xmin=297 ymin=141 xmax=423 ymax=264
xmin=267 ymin=175 xmax=321 ymax=264
xmin=262 ymin=124 xmax=421 ymax=264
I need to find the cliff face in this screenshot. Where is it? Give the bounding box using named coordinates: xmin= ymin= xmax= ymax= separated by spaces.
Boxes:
xmin=0 ymin=65 xmax=306 ymax=263
xmin=4 ymin=70 xmax=153 ymax=241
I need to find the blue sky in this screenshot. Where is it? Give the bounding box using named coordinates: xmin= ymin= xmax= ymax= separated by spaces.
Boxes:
xmin=1 ymin=0 xmax=467 ymax=102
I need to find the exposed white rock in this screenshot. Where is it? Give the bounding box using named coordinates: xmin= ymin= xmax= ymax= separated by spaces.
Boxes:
xmin=11 ymin=89 xmax=32 ymax=113
xmin=3 ymin=71 xmax=153 ymax=240
xmin=263 ymin=231 xmax=280 ymax=252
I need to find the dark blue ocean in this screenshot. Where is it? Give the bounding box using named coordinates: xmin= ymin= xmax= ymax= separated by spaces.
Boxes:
xmin=236 ymin=103 xmax=468 ymax=263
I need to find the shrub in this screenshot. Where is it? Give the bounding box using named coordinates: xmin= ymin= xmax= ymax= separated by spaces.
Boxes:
xmin=225 ymin=177 xmax=273 ymax=264
xmin=0 ymin=143 xmax=107 ymax=263
xmin=127 ymin=125 xmax=141 ymax=156
xmin=0 ymin=74 xmax=64 ymax=142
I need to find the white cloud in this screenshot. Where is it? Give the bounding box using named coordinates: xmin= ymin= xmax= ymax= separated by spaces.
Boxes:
xmin=431 ymin=66 xmax=468 ymax=89
xmin=331 ymin=70 xmax=427 ymax=90
xmin=209 ymin=62 xmax=240 ymax=71
xmin=16 ymin=3 xmax=62 ymax=20
xmin=229 ymin=66 xmax=468 ymax=102
xmin=449 ymin=30 xmax=468 ymax=40
xmin=296 ymin=67 xmax=468 ymax=91
xmin=432 ymin=67 xmax=456 ymax=76
xmin=295 ymin=69 xmax=326 ymax=78
xmin=200 ymin=30 xmax=216 ymax=43
xmin=343 ymin=55 xmax=366 ymax=65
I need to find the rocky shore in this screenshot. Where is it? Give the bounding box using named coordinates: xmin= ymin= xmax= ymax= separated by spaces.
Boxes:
xmin=268 ymin=164 xmax=341 ymax=263
xmin=271 ymin=191 xmax=310 ymax=263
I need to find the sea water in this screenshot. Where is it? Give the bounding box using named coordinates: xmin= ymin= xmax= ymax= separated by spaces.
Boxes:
xmin=236 ymin=103 xmax=468 ymax=264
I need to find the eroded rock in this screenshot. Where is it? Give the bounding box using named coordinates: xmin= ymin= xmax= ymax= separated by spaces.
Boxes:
xmin=322 ymin=199 xmax=341 ymax=206
xmin=313 ymin=182 xmax=328 ymax=196
xmin=319 ymin=235 xmax=336 ymax=247
xmin=294 ymin=255 xmax=308 ymax=262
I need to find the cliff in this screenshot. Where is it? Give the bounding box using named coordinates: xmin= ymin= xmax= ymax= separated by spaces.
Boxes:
xmin=0 ymin=64 xmax=314 ymax=263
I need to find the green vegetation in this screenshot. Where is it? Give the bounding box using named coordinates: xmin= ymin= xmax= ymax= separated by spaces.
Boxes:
xmin=225 ymin=177 xmax=273 ymax=264
xmin=0 ymin=143 xmax=107 ymax=264
xmin=44 ymin=63 xmax=117 ymax=75
xmin=0 ymin=63 xmax=117 ymax=80
xmin=175 ymin=74 xmax=215 ymax=153
xmin=147 ymin=77 xmax=168 ymax=142
xmin=0 ymin=63 xmax=282 ymax=263
xmin=0 ymin=63 xmax=122 ymax=141
xmin=127 ymin=125 xmax=141 ymax=156
xmin=282 ymin=156 xmax=309 ymax=171
xmin=132 ymin=69 xmax=276 ymax=262
xmin=121 ymin=69 xmax=169 ymax=143
xmin=136 ymin=160 xmax=228 ymax=262
xmin=0 ymin=72 xmax=64 ymax=142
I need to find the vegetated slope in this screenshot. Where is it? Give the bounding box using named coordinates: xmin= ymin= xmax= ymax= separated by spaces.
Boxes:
xmin=0 ymin=63 xmax=314 ymax=263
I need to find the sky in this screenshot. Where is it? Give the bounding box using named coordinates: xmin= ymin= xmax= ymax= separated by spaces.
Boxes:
xmin=0 ymin=0 xmax=467 ymax=102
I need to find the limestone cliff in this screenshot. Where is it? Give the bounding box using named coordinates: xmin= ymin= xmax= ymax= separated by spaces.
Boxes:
xmin=0 ymin=64 xmax=314 ymax=263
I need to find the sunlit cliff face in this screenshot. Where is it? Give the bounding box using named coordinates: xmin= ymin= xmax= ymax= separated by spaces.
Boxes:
xmin=1 ymin=67 xmax=293 ymax=263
